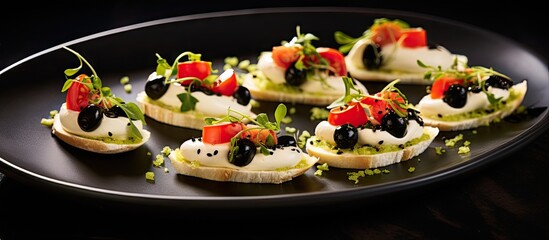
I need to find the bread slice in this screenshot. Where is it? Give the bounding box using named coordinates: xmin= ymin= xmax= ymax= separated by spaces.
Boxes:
xmin=168 ymin=150 xmax=319 ymax=184
xmin=242 ymin=74 xmax=369 ymax=106
xmin=345 ymin=38 xmax=467 ymax=84
xmin=305 ymin=126 xmax=439 ymax=169
xmin=418 ymin=80 xmax=528 ymax=131
xmin=136 ymin=91 xmax=210 ymax=130
xmin=51 ymin=115 xmax=150 ymax=154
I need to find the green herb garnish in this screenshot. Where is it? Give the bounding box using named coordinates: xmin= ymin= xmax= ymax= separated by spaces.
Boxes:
xmin=62 ymin=46 xmax=146 ymax=140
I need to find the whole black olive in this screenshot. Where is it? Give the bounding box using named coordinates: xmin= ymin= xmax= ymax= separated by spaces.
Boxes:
xmin=285 ymin=62 xmax=307 ymax=86
xmin=333 ymin=124 xmax=359 ymax=149
xmin=362 ymin=43 xmax=383 ymax=69
xmin=78 ymin=104 xmax=103 ymax=132
xmin=382 ymin=111 xmax=407 ymax=138
xmin=232 ymin=86 xmax=251 ymax=106
xmin=485 ymin=75 xmax=513 ymax=90
xmin=145 ymin=74 xmax=169 ymax=99
xmin=230 ymin=138 xmax=257 ymax=167
xmin=277 ymin=135 xmax=297 ymax=147
xmin=443 ymin=84 xmax=468 ymax=108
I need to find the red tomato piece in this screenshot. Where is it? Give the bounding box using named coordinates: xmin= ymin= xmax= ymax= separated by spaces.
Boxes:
xmin=202 ymin=122 xmax=246 ymax=145
xmin=177 ymin=61 xmax=212 ymax=85
xmin=271 ymin=46 xmax=301 ymax=69
xmin=66 ymin=74 xmax=91 ymax=111
xmin=317 ymin=47 xmax=347 ymax=76
xmin=430 ymin=77 xmax=465 ymax=99
xmin=361 ymin=91 xmax=406 ymax=124
xmin=211 ymin=69 xmax=238 ymax=96
xmin=241 ymin=128 xmax=278 ymax=147
xmin=400 ymin=28 xmax=427 ymax=48
xmin=327 ymin=102 xmax=369 ymax=127
xmin=371 ymin=22 xmax=403 ymax=46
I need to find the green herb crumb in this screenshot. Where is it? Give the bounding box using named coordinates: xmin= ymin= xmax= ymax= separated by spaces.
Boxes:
xmin=314 ymin=163 xmax=329 ymax=176
xmin=147 ymin=151 xmax=152 ymax=156
xmin=472 ymin=130 xmax=478 ymax=134
xmin=124 ymin=84 xmax=132 ymax=93
xmin=297 ymin=130 xmax=311 ymax=148
xmin=49 ymin=110 xmax=58 ymax=118
xmin=348 ymin=171 xmax=366 ymax=184
xmin=444 ymin=134 xmax=463 ymax=147
xmin=458 ymin=146 xmax=471 ymax=154
xmin=224 ymin=56 xmax=238 ymax=67
xmin=145 ymin=171 xmax=155 ymax=181
xmin=40 ymin=118 xmax=54 ymax=127
xmin=310 ymin=107 xmax=329 ymax=120
xmin=435 ymin=147 xmax=446 ymax=155
xmin=285 ymin=126 xmax=297 ymax=134
xmin=250 ymin=99 xmax=260 ymax=108
xmin=161 ymin=146 xmax=172 ymax=156
xmin=120 ymin=76 xmax=130 ymax=85
xmin=408 ymin=167 xmax=416 ymax=173
xmin=237 ymin=59 xmax=250 ymax=69
xmin=463 ymin=140 xmax=471 ymax=147
xmin=289 ymin=107 xmax=296 ymax=114
xmin=223 ymin=63 xmax=232 ymax=70
xmin=281 ymin=116 xmax=293 ymax=124
xmin=153 ymin=154 xmax=164 ymax=167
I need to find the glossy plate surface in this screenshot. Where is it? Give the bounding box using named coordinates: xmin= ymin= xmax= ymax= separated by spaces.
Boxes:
xmin=1 ymin=8 xmax=547 ymax=209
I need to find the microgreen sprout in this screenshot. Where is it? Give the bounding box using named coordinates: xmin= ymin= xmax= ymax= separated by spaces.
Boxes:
xmin=61 ymin=46 xmax=146 ymax=140
xmin=205 ymin=104 xmax=288 ymax=163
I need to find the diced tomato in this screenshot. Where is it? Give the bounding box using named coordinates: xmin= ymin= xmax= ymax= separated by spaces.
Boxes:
xmin=211 ymin=69 xmax=238 ymax=96
xmin=271 ymin=46 xmax=301 ymax=69
xmin=317 ymin=47 xmax=347 ymax=76
xmin=400 ymin=28 xmax=427 ymax=48
xmin=177 ymin=61 xmax=211 ymax=85
xmin=241 ymin=128 xmax=278 ymax=147
xmin=371 ymin=22 xmax=403 ymax=46
xmin=66 ymin=74 xmax=91 ymax=111
xmin=202 ymin=122 xmax=246 ymax=144
xmin=361 ymin=91 xmax=406 ymax=124
xmin=430 ymin=76 xmax=465 ymax=99
xmin=327 ymin=102 xmax=369 ymax=127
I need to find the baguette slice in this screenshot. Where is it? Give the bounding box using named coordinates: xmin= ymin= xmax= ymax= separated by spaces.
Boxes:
xmin=306 ymin=126 xmax=439 ymax=169
xmin=242 ymin=74 xmax=369 ymax=106
xmin=168 ymin=150 xmax=319 ymax=184
xmin=52 ymin=115 xmax=150 ymax=154
xmin=345 ymin=38 xmax=467 ymax=84
xmin=417 ymin=80 xmax=528 ymax=131
xmin=136 ymin=92 xmax=256 ymax=130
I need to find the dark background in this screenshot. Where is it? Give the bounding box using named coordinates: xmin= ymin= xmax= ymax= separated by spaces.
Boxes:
xmin=1 ymin=1 xmax=548 ymax=239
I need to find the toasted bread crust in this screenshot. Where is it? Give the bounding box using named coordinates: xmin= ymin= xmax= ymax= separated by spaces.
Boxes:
xmin=51 ymin=115 xmax=150 ymax=154
xmin=418 ymin=80 xmax=528 ymax=131
xmin=242 ymin=74 xmax=369 ymax=106
xmin=168 ymin=152 xmax=319 ymax=184
xmin=305 ymin=126 xmax=439 ymax=169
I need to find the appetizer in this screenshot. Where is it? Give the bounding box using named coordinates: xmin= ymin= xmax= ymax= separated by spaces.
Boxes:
xmin=305 ymin=78 xmax=439 ymax=169
xmin=52 ymin=47 xmax=150 ymax=154
xmin=336 ymin=18 xmax=467 ymax=84
xmin=242 ymin=26 xmax=369 ymax=105
xmin=168 ymin=104 xmax=319 ymax=184
xmin=414 ymin=61 xmax=528 ymax=131
xmin=136 ymin=51 xmax=256 ymax=130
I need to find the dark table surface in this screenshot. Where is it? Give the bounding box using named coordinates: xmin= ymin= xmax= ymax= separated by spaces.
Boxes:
xmin=1 ymin=2 xmax=548 ymax=239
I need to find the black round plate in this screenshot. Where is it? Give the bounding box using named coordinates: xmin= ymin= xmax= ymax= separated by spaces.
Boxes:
xmin=0 ymin=7 xmax=547 ymax=210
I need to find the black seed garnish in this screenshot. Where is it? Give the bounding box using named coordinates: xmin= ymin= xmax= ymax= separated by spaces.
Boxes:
xmin=378 ymin=111 xmax=382 ymax=114
xmin=316 ymin=139 xmax=321 ymax=142
xmin=191 ymin=138 xmax=196 ymax=142
xmin=378 ymin=140 xmax=384 ymax=145
xmin=127 ymin=123 xmax=130 ymax=126
xmin=269 ymin=151 xmax=274 ymax=155
xmin=214 ymin=150 xmax=218 ymax=155
xmin=437 ymin=114 xmax=443 ymax=118
xmin=296 ymin=149 xmax=301 ymax=153
xmin=337 ymin=150 xmax=343 ymax=155
xmin=108 ymin=132 xmax=112 ymax=137
xmin=207 ymin=153 xmax=213 ymax=157
xmin=197 ymin=149 xmax=201 ymax=155
xmin=399 ymin=144 xmax=404 ymax=149
xmin=309 ymin=140 xmax=314 ymax=145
